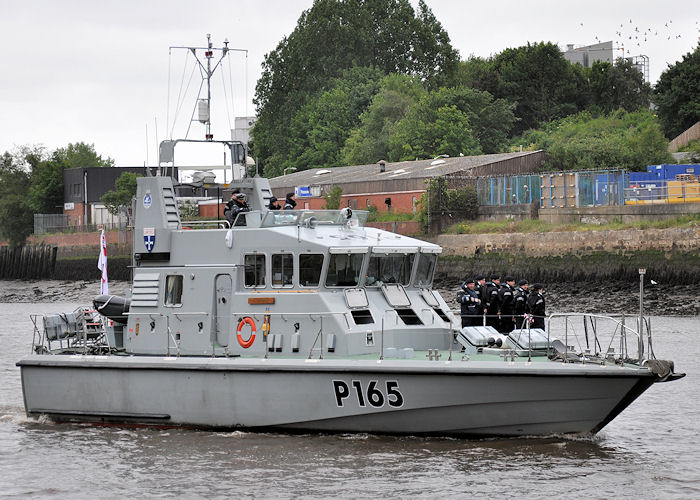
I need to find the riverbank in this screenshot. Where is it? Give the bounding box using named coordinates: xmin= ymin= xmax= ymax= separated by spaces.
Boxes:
xmin=1 ymin=278 xmax=696 ymax=317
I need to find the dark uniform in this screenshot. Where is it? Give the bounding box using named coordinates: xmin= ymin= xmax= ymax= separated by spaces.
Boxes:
xmin=527 ymin=284 xmax=546 ymax=330
xmin=474 ymin=275 xmax=487 ymax=325
xmin=498 ymin=277 xmax=516 ymax=333
xmin=513 ymin=279 xmax=529 ymax=331
xmin=457 ymin=279 xmax=481 ymax=328
xmin=483 ymin=275 xmax=501 ymax=329
xmin=225 ymin=192 xmax=250 ymax=226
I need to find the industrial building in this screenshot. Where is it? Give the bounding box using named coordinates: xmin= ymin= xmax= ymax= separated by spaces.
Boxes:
xmin=268 ymin=151 xmax=546 ymax=213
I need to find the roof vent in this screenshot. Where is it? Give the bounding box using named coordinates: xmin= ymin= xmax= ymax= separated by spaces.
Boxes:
xmin=378 ymin=160 xmax=386 ymax=173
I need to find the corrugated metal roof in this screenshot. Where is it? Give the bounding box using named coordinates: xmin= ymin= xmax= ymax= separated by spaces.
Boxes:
xmin=269 ymin=151 xmax=542 ymax=189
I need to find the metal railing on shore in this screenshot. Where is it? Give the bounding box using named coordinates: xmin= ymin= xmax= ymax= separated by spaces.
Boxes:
xmin=625 ymin=184 xmax=700 ymax=205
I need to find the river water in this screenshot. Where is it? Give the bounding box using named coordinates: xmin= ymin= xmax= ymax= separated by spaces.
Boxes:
xmin=1 ymin=298 xmax=698 ymax=498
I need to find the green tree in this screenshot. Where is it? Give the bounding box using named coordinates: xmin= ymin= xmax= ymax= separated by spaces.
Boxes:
xmin=269 ymin=67 xmax=383 ymax=176
xmin=514 ymin=110 xmax=672 ymax=171
xmin=251 ymin=0 xmax=459 ymax=173
xmin=322 ymin=185 xmax=343 ymax=209
xmin=341 ymin=74 xmax=426 ymax=165
xmin=416 ymin=177 xmax=477 ymax=232
xmin=492 ymin=42 xmax=589 ymax=135
xmin=0 ymin=152 xmax=33 ymax=247
xmin=454 ymin=56 xmax=499 ymax=95
xmin=654 ymin=43 xmax=700 ymax=139
xmin=588 ymin=59 xmax=652 ymax=113
xmin=101 ymin=172 xmax=140 ymax=215
xmin=387 ymin=86 xmax=515 ymax=160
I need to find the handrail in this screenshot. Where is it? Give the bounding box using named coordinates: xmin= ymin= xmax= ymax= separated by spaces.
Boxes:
xmin=179 ymin=220 xmax=230 ymax=229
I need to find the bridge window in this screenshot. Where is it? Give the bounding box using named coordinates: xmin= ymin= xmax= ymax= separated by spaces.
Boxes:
xmin=325 ymin=253 xmax=364 ymax=287
xmin=365 ymin=253 xmax=414 ymax=286
xmin=244 ymin=254 xmax=266 ymax=287
xmin=299 ymin=254 xmax=323 ymax=287
xmin=415 ymin=253 xmax=437 ymax=287
xmin=272 ymin=253 xmax=293 ymax=287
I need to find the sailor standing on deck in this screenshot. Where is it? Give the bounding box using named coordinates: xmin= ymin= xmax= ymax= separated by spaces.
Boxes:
xmin=457 ymin=279 xmax=481 ymax=328
xmin=513 ymin=279 xmax=529 ymax=330
xmin=284 ymin=192 xmax=297 ymax=210
xmin=225 ymin=191 xmax=250 ymax=226
xmin=267 ymin=196 xmax=281 ymax=210
xmin=527 ymin=283 xmax=546 ymax=330
xmin=498 ymin=276 xmax=516 ymax=333
xmin=475 ymin=275 xmax=487 ymax=325
xmin=484 ymin=275 xmax=501 ymax=329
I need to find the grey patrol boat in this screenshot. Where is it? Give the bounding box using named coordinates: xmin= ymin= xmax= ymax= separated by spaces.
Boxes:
xmin=17 ymin=172 xmax=684 ymax=436
xmin=17 ymin=35 xmax=683 ymax=437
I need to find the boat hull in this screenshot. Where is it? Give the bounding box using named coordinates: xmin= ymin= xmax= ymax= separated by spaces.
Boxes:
xmin=17 ymin=356 xmax=656 ymax=437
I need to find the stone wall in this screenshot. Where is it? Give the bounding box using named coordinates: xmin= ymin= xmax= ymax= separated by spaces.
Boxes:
xmin=433 ymin=226 xmax=700 ymax=257
xmin=477 ymin=203 xmax=538 ymax=222
xmin=539 ymin=202 xmax=700 ymax=224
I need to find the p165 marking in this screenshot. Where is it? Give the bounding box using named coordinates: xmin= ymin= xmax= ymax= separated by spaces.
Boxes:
xmin=333 ymin=380 xmax=404 ymax=408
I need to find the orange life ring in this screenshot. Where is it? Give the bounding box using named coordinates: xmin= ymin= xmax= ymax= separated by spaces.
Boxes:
xmin=237 ymin=317 xmax=256 ymax=348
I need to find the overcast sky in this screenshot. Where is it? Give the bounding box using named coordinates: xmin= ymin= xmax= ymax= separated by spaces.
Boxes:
xmin=1 ymin=0 xmax=698 ymax=171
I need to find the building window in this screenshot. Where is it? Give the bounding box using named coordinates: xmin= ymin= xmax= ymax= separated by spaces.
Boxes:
xmin=353 ymin=199 xmax=358 ymax=209
xmin=244 ymin=254 xmax=266 ymax=287
xmin=272 ymin=253 xmax=293 ymax=287
xmin=165 ymin=275 xmax=183 ymax=306
xmin=412 ymin=196 xmax=418 ymax=214
xmin=366 ymin=198 xmax=370 ymax=207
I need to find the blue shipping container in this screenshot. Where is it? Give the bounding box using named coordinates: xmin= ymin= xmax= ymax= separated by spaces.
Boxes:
xmin=646 ymin=164 xmax=700 ymax=180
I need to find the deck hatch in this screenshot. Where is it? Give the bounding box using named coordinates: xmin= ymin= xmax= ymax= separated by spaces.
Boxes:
xmin=381 ymin=284 xmax=411 ymax=308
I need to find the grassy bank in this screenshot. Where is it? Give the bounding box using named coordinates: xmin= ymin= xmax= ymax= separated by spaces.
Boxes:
xmin=448 ymin=213 xmax=700 ymax=235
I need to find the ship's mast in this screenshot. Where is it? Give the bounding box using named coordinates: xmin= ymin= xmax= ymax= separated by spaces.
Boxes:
xmin=160 ymin=35 xmax=248 ymax=180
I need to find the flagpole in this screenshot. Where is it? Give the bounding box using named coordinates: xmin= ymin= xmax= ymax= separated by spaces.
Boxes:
xmin=98 ymin=228 xmax=109 ymax=295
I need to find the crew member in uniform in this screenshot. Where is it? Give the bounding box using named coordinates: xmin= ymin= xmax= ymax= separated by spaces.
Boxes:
xmin=267 ymin=196 xmax=281 ymax=210
xmin=474 ymin=275 xmax=487 ymax=325
xmin=498 ymin=276 xmax=516 ymax=333
xmin=284 ymin=192 xmax=297 ymax=210
xmin=513 ymin=279 xmax=529 ymax=330
xmin=527 ymin=283 xmax=546 ymax=330
xmin=457 ymin=278 xmax=481 ymax=328
xmin=484 ymin=274 xmax=501 ymax=329
xmin=224 ymin=191 xmax=250 ymax=226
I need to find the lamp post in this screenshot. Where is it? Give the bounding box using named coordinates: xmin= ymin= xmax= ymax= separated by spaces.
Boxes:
xmin=283 ymin=167 xmax=297 ymax=176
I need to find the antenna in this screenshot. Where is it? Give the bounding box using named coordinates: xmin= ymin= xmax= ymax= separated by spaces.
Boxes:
xmin=160 ymin=35 xmax=249 ymax=181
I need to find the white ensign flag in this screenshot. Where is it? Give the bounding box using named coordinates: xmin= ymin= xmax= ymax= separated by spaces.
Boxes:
xmin=98 ymin=229 xmax=108 ymax=294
